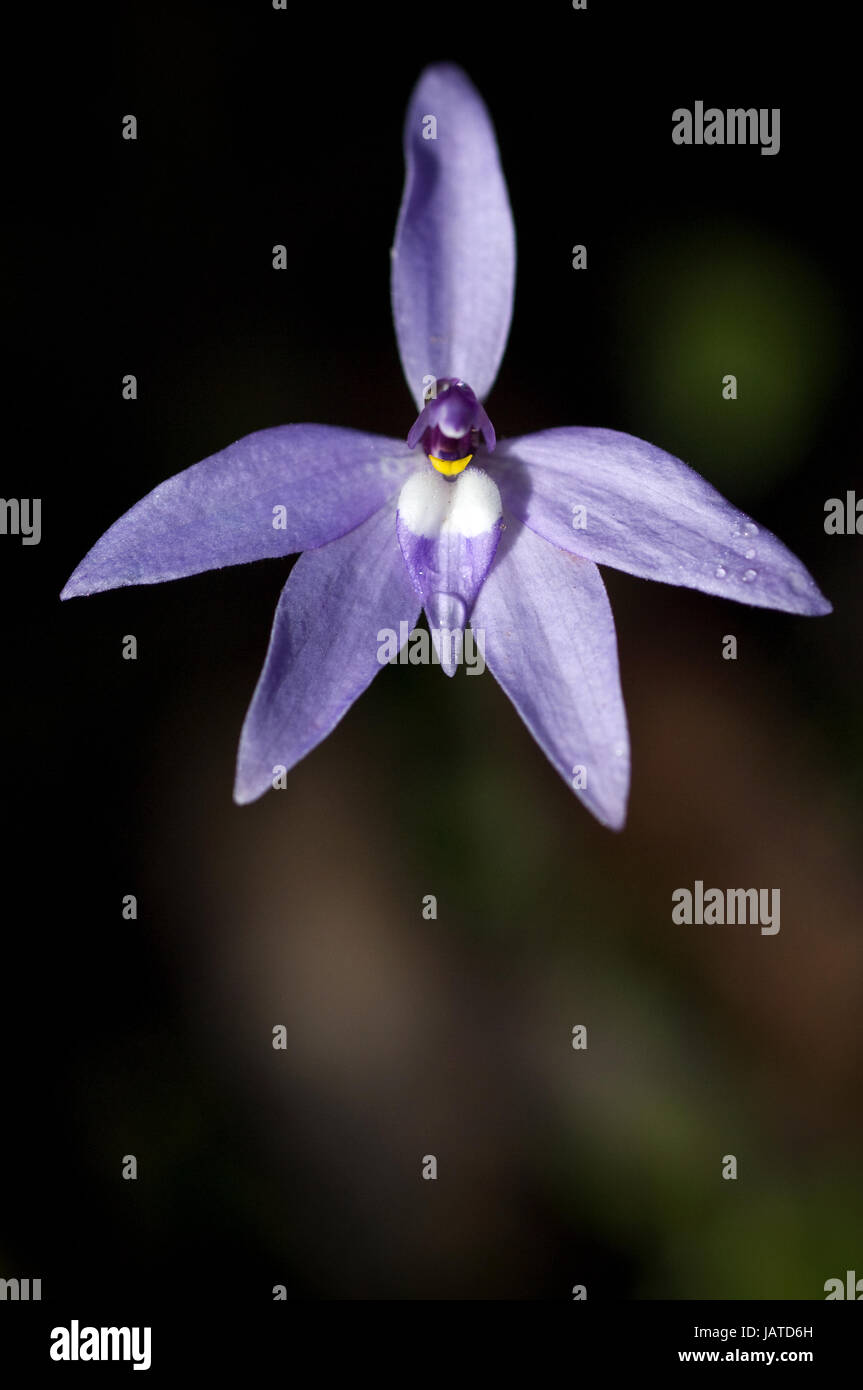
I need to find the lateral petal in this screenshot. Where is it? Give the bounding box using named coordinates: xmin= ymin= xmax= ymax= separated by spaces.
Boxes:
xmin=61 ymin=426 xmax=415 ymax=598
xmin=489 ymin=428 xmax=832 ymax=616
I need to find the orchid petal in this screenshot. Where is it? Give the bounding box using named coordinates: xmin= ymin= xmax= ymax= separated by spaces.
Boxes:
xmin=472 ymin=521 xmax=630 ymax=829
xmin=396 ymin=466 xmax=503 ymax=675
xmin=234 ymin=501 xmax=419 ymax=804
xmin=488 ymin=428 xmax=831 ymax=616
xmin=61 ymin=426 xmax=415 ymax=598
xmin=391 ymin=64 xmax=516 ymax=409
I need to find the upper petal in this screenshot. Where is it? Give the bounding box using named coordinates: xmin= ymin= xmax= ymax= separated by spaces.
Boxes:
xmin=472 ymin=520 xmax=630 ymax=830
xmin=234 ymin=500 xmax=420 ymax=804
xmin=61 ymin=425 xmax=415 ymax=598
xmin=488 ymin=428 xmax=832 ymax=617
xmin=391 ymin=64 xmax=516 ymax=409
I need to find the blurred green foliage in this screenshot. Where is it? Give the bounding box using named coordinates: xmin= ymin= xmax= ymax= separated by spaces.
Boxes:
xmin=616 ymin=226 xmax=843 ymax=496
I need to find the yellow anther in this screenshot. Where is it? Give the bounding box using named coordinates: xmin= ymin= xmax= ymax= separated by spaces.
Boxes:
xmin=428 ymin=453 xmax=472 ymax=477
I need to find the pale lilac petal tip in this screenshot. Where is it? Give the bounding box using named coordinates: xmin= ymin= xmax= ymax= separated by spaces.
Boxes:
xmin=490 ymin=429 xmax=832 ymax=617
xmin=234 ymin=501 xmax=420 ymax=804
xmin=472 ymin=521 xmax=630 ymax=830
xmin=60 ymin=426 xmax=415 ymax=599
xmin=391 ymin=64 xmax=516 ymax=409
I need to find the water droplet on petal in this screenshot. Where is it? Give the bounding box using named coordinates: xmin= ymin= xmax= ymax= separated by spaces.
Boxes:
xmin=745 ymin=548 xmax=756 ymax=559
xmin=744 ymin=522 xmax=759 ymax=537
xmin=742 ymin=569 xmax=757 ymax=583
xmin=613 ymin=741 xmax=626 ymax=758
xmin=715 ymin=565 xmax=727 ymax=579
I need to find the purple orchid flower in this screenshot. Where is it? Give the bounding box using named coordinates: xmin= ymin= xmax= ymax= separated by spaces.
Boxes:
xmin=61 ymin=64 xmax=831 ymax=831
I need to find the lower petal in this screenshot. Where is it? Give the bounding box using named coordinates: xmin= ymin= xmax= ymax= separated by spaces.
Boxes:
xmin=472 ymin=519 xmax=630 ymax=830
xmin=234 ymin=500 xmax=419 ymax=803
